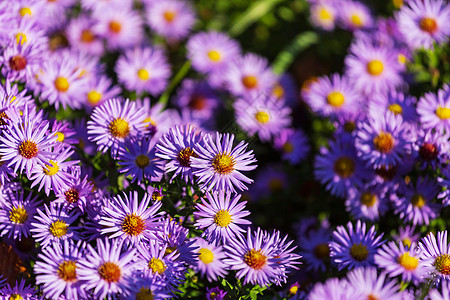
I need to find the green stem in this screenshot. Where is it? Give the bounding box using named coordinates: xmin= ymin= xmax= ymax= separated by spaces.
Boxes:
xmin=158 ymin=60 xmax=191 ymax=107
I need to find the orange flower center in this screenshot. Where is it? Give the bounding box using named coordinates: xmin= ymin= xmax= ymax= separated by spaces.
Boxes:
xmin=244 ymin=249 xmax=267 ymax=270
xmin=98 ymin=262 xmax=121 ymax=283
xmin=18 ymin=140 xmax=38 ymax=159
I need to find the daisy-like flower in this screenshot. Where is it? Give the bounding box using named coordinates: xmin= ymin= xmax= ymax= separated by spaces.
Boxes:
xmin=330 ymin=220 xmax=384 ymax=271
xmin=393 ymin=177 xmax=440 ymax=226
xmin=397 ymin=0 xmax=450 ymax=50
xmin=93 ymin=6 xmax=143 ymax=50
xmin=0 ymin=110 xmax=56 ymax=176
xmin=234 ymin=94 xmax=292 ymax=142
xmin=249 ymin=164 xmax=288 ymax=201
xmin=146 ymin=0 xmax=196 ymax=40
xmin=99 ymin=191 xmax=162 ymax=246
xmin=118 ymin=138 xmax=164 ymax=184
xmin=187 ymin=31 xmax=240 ymax=74
xmin=34 ymin=240 xmax=86 ymax=300
xmin=314 ymin=139 xmax=369 ymax=198
xmin=299 ymin=227 xmax=331 ymax=273
xmin=418 ymin=230 xmax=450 ymax=281
xmin=338 ymin=0 xmax=373 ymax=30
xmin=346 ymin=267 xmax=402 ymax=299
xmin=87 ymin=98 xmax=147 ymax=159
xmin=368 ymin=90 xmax=418 ymax=124
xmin=223 ymin=227 xmax=282 ymax=287
xmin=156 ymin=124 xmax=203 ymax=184
xmin=77 ymin=238 xmax=137 ymax=299
xmin=375 ymin=241 xmax=426 ymax=284
xmin=194 ymin=191 xmax=251 ymax=244
xmin=345 ymin=183 xmax=390 ymax=221
xmin=0 ymin=279 xmax=36 ymax=300
xmin=29 ymin=147 xmax=78 ymax=196
xmin=222 ymin=53 xmax=276 ymax=98
xmin=309 ymin=1 xmax=337 ymax=31
xmin=30 ymin=204 xmax=80 ymax=247
xmin=54 ymin=169 xmax=94 ymax=213
xmin=66 ymin=16 xmax=104 ymax=57
xmin=413 ymin=129 xmax=449 ymax=170
xmin=345 ymin=40 xmax=403 ymax=95
xmin=191 ymin=237 xmax=228 ymax=282
xmin=206 ymin=287 xmax=228 ymax=300
xmin=116 ymin=47 xmax=170 ymax=95
xmin=305 ymin=73 xmax=362 ymax=119
xmin=0 ymin=192 xmax=40 ymax=240
xmin=82 ymin=75 xmax=121 ymax=109
xmin=191 ymin=132 xmax=257 ymax=193
xmin=417 ymin=85 xmax=450 ymax=134
xmin=355 ymin=111 xmax=411 ymax=169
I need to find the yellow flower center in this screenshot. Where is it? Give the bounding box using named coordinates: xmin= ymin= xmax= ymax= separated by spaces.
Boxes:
xmin=137 ymin=69 xmax=150 ymax=81
xmin=313 ymin=243 xmax=330 ymax=259
xmin=402 ymin=238 xmax=412 ymax=248
xmin=54 ymin=77 xmax=69 ymax=92
xmin=398 ymin=54 xmax=407 ymax=64
xmin=135 ymin=154 xmax=150 ymax=169
xmin=55 ymin=132 xmax=65 ymax=142
xmin=360 ymin=192 xmax=377 ymax=207
xmin=373 ymin=131 xmax=394 ymax=153
xmin=289 ymin=285 xmax=299 ymax=295
xmin=333 ymin=156 xmax=355 ymax=178
xmin=15 ymin=32 xmax=27 ymax=45
xmin=49 ymin=220 xmax=68 ymax=238
xmin=393 ymin=0 xmax=403 ymax=9
xmin=108 ymin=21 xmax=122 ymax=33
xmin=19 ymin=7 xmax=32 ymax=17
xmin=18 ymin=140 xmax=38 ymax=159
xmin=80 ymin=29 xmax=95 ymax=43
xmin=436 ymin=106 xmax=450 ymax=120
xmin=143 ymin=116 xmax=156 ymax=127
xmin=9 ymin=295 xmax=23 ymax=300
xmin=98 ymin=262 xmax=121 ymax=283
xmin=163 ymin=10 xmax=177 ymax=23
xmin=398 ymin=252 xmax=419 ymax=271
xmin=109 ymin=118 xmax=130 ymax=138
xmin=152 ymin=191 xmax=163 ymax=201
xmin=214 ymin=210 xmax=232 ymax=227
xmin=367 ymin=60 xmax=384 ymax=76
xmin=419 ymin=17 xmax=438 ymax=34
xmin=319 ymin=7 xmax=333 ymax=20
xmin=350 ymin=14 xmax=363 ymax=27
xmin=87 ymin=90 xmax=102 ymax=105
xmin=350 ymin=243 xmax=369 ymax=261
xmin=9 ymin=206 xmax=28 ymax=224
xmin=388 ymin=104 xmax=403 ymax=115
xmin=207 ymin=50 xmax=221 ymax=62
xmin=44 ymin=160 xmax=59 ymax=176
xmin=411 ymin=194 xmax=426 ymax=208
xmin=327 ymin=91 xmax=345 ymax=107
xmin=122 ymin=214 xmax=146 ymax=236
xmin=212 ymin=153 xmax=235 ymax=174
xmin=177 ymin=147 xmax=197 ymax=167
xmin=199 ymin=248 xmax=214 ymax=264
xmin=148 ymin=258 xmax=166 ymax=275
xmin=255 ymin=111 xmax=269 ymax=124
xmin=434 ymin=254 xmax=450 ymax=275
xmin=244 ymin=249 xmax=267 ymax=270
xmin=272 ymin=84 xmax=285 ymax=99
xmin=57 ymin=260 xmax=77 ymax=282
xmin=242 ymin=75 xmax=258 ymax=89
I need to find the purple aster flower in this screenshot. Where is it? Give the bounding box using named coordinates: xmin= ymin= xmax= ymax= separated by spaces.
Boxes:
xmin=393 ymin=225 xmax=421 ymax=248
xmin=417 ymin=85 xmax=450 ymax=134
xmin=222 ymin=53 xmax=276 ymax=98
xmin=345 ymin=183 xmax=390 ymax=221
xmin=206 ymin=287 xmax=227 ymax=300
xmin=0 ymin=191 xmax=40 ymax=240
xmin=10 ymin=18 xmax=47 ymax=50
xmin=249 ymin=164 xmax=288 ymax=201
xmin=34 ymin=239 xmax=87 ymax=300
xmin=191 ymin=131 xmax=257 ymax=193
xmin=314 ymin=139 xmax=369 ymax=198
xmin=397 ymin=0 xmax=450 ymax=50
xmin=194 ymin=191 xmax=251 ymax=244
xmin=346 ymin=267 xmax=402 ymax=299
xmin=305 ymin=73 xmax=362 ymax=119
xmin=223 ymin=227 xmax=283 ymax=287
xmin=0 ymin=108 xmax=57 ymax=176
xmin=146 ymin=0 xmax=196 ymax=40
xmin=418 ymin=230 xmax=450 ymax=281
xmin=368 ymin=90 xmax=418 ymax=124
xmin=187 ymin=31 xmax=240 ymax=74
xmin=309 ymin=278 xmax=358 ymax=300
xmin=375 ymin=241 xmax=426 ymax=284
xmin=355 ymin=111 xmax=411 ymax=169
xmin=309 ymin=1 xmax=337 ymax=31
xmin=54 ymin=168 xmax=94 ymax=213
xmin=299 ymin=227 xmax=331 ymax=273
xmin=345 ymin=40 xmax=403 ymax=95
xmin=29 ymin=147 xmax=78 ymax=196
xmin=82 ymin=75 xmax=121 ymax=110
xmin=87 ymin=98 xmax=147 ymax=159
xmin=393 ymin=177 xmax=440 ymax=226
xmin=413 ymin=128 xmax=449 ymax=170
xmin=116 ymin=46 xmax=170 ymax=95
xmin=99 ymin=191 xmax=162 ymax=246
xmin=0 ymin=279 xmax=36 ymax=300
xmin=338 ymin=0 xmax=373 ymax=30
xmin=330 ymin=220 xmax=384 ymax=270
xmin=66 ymin=16 xmax=104 ymax=57
xmin=234 ymin=94 xmax=291 ymax=142
xmin=191 ymin=237 xmax=228 ymax=282
xmin=156 ymin=124 xmax=203 ymax=184
xmin=93 ymin=6 xmax=143 ymax=50
xmin=77 ymin=238 xmax=137 ymax=299
xmin=118 ymin=137 xmax=164 ymax=184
